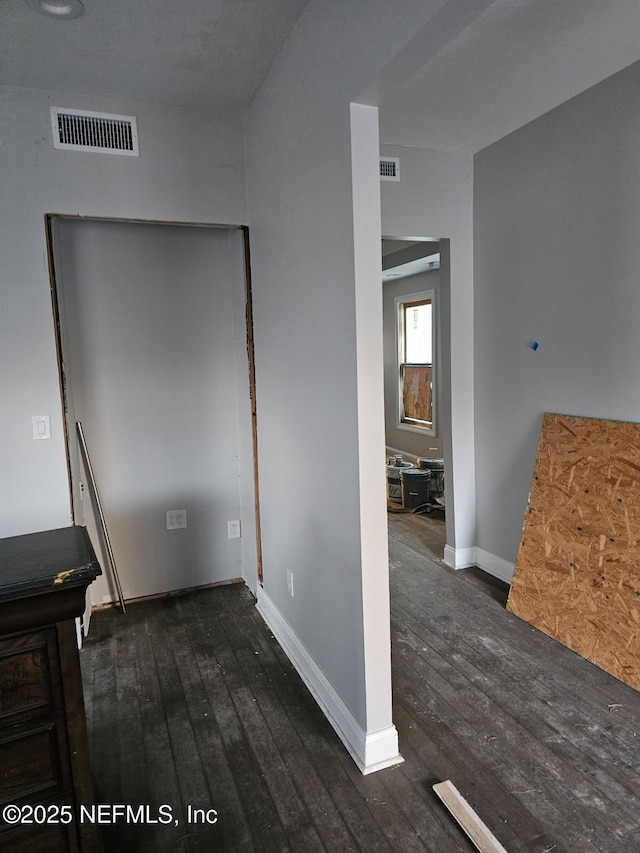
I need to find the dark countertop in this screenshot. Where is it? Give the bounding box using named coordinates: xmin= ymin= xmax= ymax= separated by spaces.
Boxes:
xmin=0 ymin=526 xmax=102 ymax=598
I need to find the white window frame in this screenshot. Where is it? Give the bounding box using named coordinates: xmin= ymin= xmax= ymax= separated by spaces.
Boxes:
xmin=395 ymin=289 xmax=436 ymax=436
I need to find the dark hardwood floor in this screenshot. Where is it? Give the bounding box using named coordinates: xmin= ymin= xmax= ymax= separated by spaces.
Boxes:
xmin=80 ymin=512 xmax=640 ymax=852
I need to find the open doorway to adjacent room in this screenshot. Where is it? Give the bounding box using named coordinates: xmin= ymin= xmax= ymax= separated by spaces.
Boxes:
xmin=382 ymin=236 xmax=448 ymax=563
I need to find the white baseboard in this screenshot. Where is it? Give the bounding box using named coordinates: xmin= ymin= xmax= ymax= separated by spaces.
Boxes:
xmin=443 ymin=545 xmax=514 ymax=584
xmin=256 ymin=589 xmax=403 ymax=775
xmin=474 ymin=548 xmax=514 ymax=584
xmin=443 ymin=544 xmax=476 ymax=569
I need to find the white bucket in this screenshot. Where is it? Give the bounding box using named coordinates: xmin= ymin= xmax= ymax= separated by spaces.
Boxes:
xmin=386 ymin=462 xmax=413 ymax=503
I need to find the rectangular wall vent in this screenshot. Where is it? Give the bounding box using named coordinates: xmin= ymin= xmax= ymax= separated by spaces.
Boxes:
xmin=380 ymin=157 xmax=400 ymax=181
xmin=51 ymin=108 xmax=139 ymax=156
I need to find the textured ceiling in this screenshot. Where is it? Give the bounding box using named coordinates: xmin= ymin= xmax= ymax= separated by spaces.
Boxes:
xmin=0 ymin=0 xmax=310 ymax=110
xmin=379 ymin=0 xmax=640 ymax=153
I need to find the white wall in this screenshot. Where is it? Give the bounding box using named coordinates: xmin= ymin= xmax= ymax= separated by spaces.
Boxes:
xmin=380 ymin=143 xmax=475 ymax=559
xmin=244 ymin=0 xmax=476 ymax=772
xmin=383 ymin=269 xmax=444 ymax=459
xmin=473 ymin=60 xmax=640 ymax=577
xmin=0 ymin=86 xmax=246 ymax=544
xmin=53 ymin=220 xmax=254 ymax=603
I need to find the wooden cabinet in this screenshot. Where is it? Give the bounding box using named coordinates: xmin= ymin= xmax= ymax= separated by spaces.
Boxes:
xmin=0 ymin=527 xmax=101 ymax=852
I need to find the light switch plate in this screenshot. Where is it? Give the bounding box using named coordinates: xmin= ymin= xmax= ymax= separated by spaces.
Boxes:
xmin=32 ymin=415 xmax=51 ymax=440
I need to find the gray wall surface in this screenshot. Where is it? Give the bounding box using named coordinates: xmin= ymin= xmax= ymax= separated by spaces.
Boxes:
xmin=474 ymin=60 xmax=640 ymax=571
xmin=383 ymin=270 xmax=444 ymax=459
xmin=54 ymin=220 xmax=255 ymax=603
xmin=244 ymin=0 xmax=459 ymax=738
xmin=0 ymin=86 xmax=246 ymax=542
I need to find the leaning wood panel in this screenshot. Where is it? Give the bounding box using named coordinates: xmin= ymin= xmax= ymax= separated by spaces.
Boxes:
xmin=507 ymin=413 xmax=640 ymax=691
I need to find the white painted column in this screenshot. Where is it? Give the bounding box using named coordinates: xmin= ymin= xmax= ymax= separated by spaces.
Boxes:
xmin=350 ymin=102 xmax=402 ymax=773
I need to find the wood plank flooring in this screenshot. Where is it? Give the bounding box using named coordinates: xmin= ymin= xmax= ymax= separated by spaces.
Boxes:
xmin=80 ymin=512 xmax=640 ymax=852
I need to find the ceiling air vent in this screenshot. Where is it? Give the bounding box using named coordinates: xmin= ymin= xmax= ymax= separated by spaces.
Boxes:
xmin=380 ymin=157 xmax=400 ymax=181
xmin=51 ymin=107 xmax=139 ymax=156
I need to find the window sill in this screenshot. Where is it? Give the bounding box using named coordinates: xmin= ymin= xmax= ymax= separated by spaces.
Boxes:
xmin=397 ymin=421 xmax=435 ymax=437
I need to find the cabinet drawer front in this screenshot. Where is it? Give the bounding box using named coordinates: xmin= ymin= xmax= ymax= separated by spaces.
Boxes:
xmin=0 ymin=723 xmax=66 ymax=803
xmin=0 ymin=630 xmax=60 ymax=724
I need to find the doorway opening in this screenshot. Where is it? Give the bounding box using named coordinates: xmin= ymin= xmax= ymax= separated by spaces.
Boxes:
xmin=46 ymin=215 xmax=263 ymax=628
xmin=381 ymin=236 xmax=450 ymax=563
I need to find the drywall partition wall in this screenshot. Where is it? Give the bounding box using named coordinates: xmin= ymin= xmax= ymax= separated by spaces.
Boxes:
xmin=379 ymin=144 xmax=474 ymax=562
xmin=351 ymin=103 xmax=399 ymax=769
xmin=53 ymin=219 xmax=254 ymax=603
xmin=383 ymin=269 xmax=444 ymax=459
xmin=473 ymin=60 xmax=640 ymax=580
xmin=0 ymin=85 xmax=246 ymax=542
xmin=244 ymin=0 xmax=487 ymax=772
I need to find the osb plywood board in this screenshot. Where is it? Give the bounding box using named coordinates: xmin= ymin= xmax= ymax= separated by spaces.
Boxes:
xmin=507 ymin=413 xmax=640 ymax=691
xmin=403 ymin=365 xmax=432 ymax=422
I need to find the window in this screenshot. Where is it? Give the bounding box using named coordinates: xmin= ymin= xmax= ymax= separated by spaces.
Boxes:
xmin=396 ymin=291 xmax=435 ymax=432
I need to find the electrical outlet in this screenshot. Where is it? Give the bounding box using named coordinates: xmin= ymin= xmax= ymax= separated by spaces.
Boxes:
xmin=228 ymin=520 xmax=241 ymax=539
xmin=166 ymin=509 xmax=187 ymax=530
xmin=286 ymin=569 xmax=294 ymax=597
